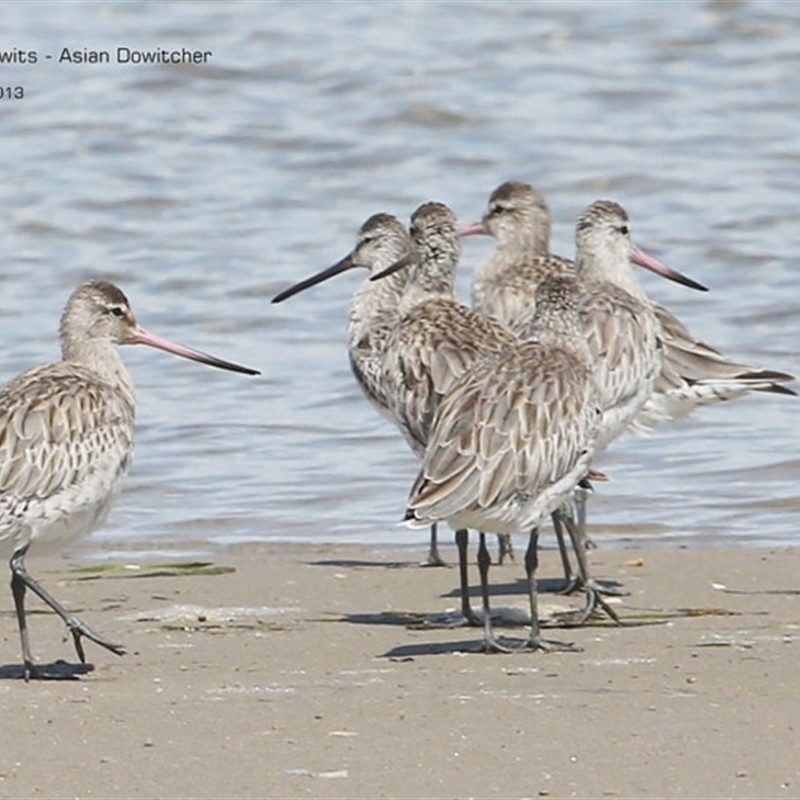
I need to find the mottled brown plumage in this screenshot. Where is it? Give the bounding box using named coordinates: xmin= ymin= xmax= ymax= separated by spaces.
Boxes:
xmin=465 ymin=181 xmax=573 ymax=331
xmin=272 ymin=214 xmax=457 ymax=565
xmin=408 ymin=287 xmax=599 ymax=532
xmin=465 ymin=183 xmax=793 ymax=431
xmin=634 ymin=303 xmax=796 ymax=428
xmin=406 ymin=275 xmax=601 ymax=650
xmin=2 ymin=280 xmax=257 ymax=679
xmin=374 ymin=201 xmax=519 ymax=608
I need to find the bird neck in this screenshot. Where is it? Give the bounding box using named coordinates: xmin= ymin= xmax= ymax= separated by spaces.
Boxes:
xmin=575 ymin=252 xmax=645 ymax=300
xmin=508 ymin=223 xmax=550 ymax=258
xmin=62 ymin=338 xmax=136 ymax=407
xmin=402 ymin=252 xmax=457 ymax=308
xmin=349 ymin=267 xmax=407 ymax=344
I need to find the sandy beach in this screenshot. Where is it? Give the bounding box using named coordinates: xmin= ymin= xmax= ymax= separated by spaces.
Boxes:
xmin=0 ymin=540 xmax=797 ymax=799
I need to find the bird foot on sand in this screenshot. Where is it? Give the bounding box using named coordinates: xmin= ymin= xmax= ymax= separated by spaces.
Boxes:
xmin=65 ymin=616 xmax=126 ymax=663
xmin=479 ymin=633 xmax=583 ymax=654
xmin=560 ymin=586 xmax=623 ymax=627
xmin=559 ymin=576 xmax=628 ymax=598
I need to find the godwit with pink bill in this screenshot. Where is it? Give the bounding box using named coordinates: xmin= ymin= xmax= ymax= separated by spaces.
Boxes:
xmin=557 ymin=200 xmax=709 ymax=614
xmin=463 ymin=184 xmax=793 ymax=605
xmin=0 ymin=280 xmax=258 ymax=679
xmin=465 ymin=180 xmax=572 ymax=328
xmin=400 ymin=199 xmax=709 ymax=648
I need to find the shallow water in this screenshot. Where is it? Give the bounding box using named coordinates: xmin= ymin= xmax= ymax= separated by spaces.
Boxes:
xmin=1 ymin=0 xmax=798 ymax=559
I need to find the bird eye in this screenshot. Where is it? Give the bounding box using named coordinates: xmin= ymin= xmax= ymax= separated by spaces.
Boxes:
xmin=619 ymin=225 xmax=630 ymax=235
xmin=109 ymin=306 xmax=126 ymax=318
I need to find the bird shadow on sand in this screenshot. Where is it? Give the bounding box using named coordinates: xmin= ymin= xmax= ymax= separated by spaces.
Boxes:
xmin=0 ymin=660 xmax=95 ymax=681
xmin=307 ymin=559 xmax=626 ymax=598
xmin=341 ymin=607 xmax=530 ymax=630
xmin=381 ymin=636 xmax=538 ymax=659
xmin=438 ymin=575 xmax=626 ymax=598
xmin=438 ymin=576 xmax=567 ymax=598
xmin=383 ymin=639 xmax=487 ymax=657
xmin=341 ymin=610 xmax=446 ymax=627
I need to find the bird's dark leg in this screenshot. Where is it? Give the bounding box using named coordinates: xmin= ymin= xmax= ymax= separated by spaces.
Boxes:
xmin=522 ymin=529 xmax=581 ymax=652
xmin=456 ymin=529 xmax=480 ymax=626
xmin=557 ymin=492 xmax=626 ymax=599
xmin=423 ymin=522 xmax=447 ymax=567
xmin=496 ymin=533 xmax=515 ymax=565
xmin=10 ymin=548 xmax=125 ymax=679
xmin=574 ymin=480 xmax=599 ymax=551
xmin=556 ymin=510 xmax=622 ymax=625
xmin=414 ymin=529 xmax=480 ymax=628
xmin=477 ymin=532 xmax=512 ymax=652
xmin=10 ymin=547 xmax=35 ymax=681
xmin=552 ymin=507 xmax=578 ymax=593
xmin=556 ymin=484 xmax=592 ymax=593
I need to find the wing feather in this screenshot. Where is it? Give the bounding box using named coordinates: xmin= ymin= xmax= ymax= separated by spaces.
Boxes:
xmin=580 ymin=281 xmax=660 ymax=448
xmin=0 ymin=364 xmax=134 ymax=519
xmin=409 ymin=340 xmax=599 ymax=530
xmin=382 ymin=298 xmax=514 ymax=452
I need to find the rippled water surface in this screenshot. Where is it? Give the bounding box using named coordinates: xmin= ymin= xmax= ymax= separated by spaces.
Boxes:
xmin=1 ymin=0 xmax=799 ymax=559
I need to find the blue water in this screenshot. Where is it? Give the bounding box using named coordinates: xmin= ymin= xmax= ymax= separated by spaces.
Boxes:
xmin=0 ymin=0 xmax=798 ymax=559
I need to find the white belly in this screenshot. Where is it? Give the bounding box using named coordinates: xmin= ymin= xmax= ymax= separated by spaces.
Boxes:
xmin=0 ymin=449 xmax=131 ymax=558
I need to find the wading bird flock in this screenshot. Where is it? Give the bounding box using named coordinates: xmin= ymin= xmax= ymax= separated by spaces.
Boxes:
xmin=274 ymin=182 xmax=795 ymax=653
xmin=1 ymin=182 xmax=794 ymax=677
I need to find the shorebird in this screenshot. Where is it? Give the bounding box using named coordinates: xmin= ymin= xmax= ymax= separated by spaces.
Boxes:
xmin=370 ymin=201 xmax=520 ymax=623
xmin=0 ymin=280 xmax=259 ymax=680
xmin=464 ymin=180 xmax=573 ymax=328
xmin=462 ymin=181 xmax=589 ymax=589
xmin=551 ymin=200 xmax=713 ymax=611
xmin=461 ymin=183 xmax=611 ymax=599
xmin=463 ymin=184 xmax=793 ymax=601
xmin=575 ymin=201 xmax=678 ymax=450
xmin=273 ymin=212 xmax=512 ymax=572
xmin=464 ymin=181 xmax=793 ymax=430
xmin=404 ymin=274 xmax=602 ymax=652
xmin=272 ymin=213 xmax=414 ymax=426
xmin=271 ymin=214 xmax=455 ymax=565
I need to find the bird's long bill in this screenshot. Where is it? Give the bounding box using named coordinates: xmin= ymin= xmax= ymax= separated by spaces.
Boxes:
xmin=368 ymin=251 xmax=417 ymax=282
xmin=457 ymin=219 xmax=487 ymax=237
xmin=630 ymin=246 xmax=708 ymax=292
xmin=271 ymin=253 xmax=356 ymax=304
xmin=131 ymin=325 xmax=260 ymax=376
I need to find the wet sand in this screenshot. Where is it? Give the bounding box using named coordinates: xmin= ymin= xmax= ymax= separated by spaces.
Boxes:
xmin=0 ymin=539 xmax=798 ymax=799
